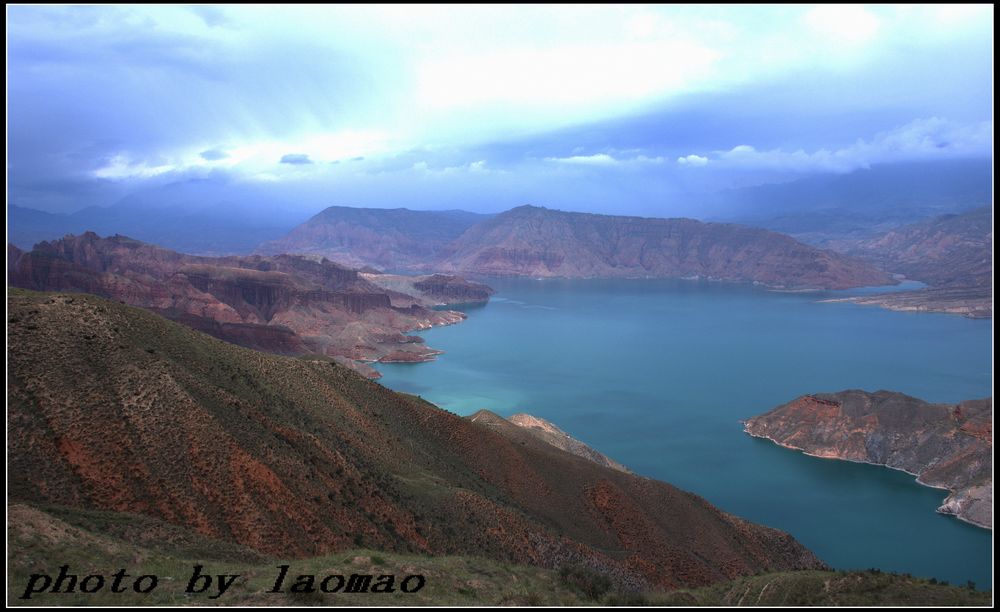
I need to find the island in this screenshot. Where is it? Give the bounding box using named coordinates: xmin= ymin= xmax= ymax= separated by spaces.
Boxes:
xmin=744 ymin=390 xmax=992 ymax=529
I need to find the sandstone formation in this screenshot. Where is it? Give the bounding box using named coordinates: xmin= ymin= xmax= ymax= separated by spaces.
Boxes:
xmin=7 ymin=233 xmax=484 ymax=373
xmin=744 ymin=390 xmax=992 ymax=528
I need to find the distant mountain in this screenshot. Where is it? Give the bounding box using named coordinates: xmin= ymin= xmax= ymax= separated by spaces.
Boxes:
xmin=437 ymin=205 xmax=892 ymax=289
xmin=710 ymin=159 xmax=993 ymax=248
xmin=745 ymin=390 xmax=992 ymax=529
xmin=8 ymin=289 xmax=824 ymax=591
xmin=8 ymin=178 xmax=313 ymax=255
xmin=7 ymin=233 xmax=492 ymax=374
xmin=265 ymin=204 xmax=894 ymax=290
xmin=846 ymin=207 xmax=992 ymax=288
xmin=817 ymin=207 xmax=993 ymax=318
xmin=258 ymin=206 xmax=492 ymax=270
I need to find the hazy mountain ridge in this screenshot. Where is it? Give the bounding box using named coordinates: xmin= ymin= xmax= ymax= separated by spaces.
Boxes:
xmin=711 ymin=159 xmax=993 ymax=248
xmin=744 ymin=390 xmax=992 ymax=529
xmin=8 ymin=289 xmax=824 ymax=592
xmin=8 ymin=201 xmax=302 ymax=257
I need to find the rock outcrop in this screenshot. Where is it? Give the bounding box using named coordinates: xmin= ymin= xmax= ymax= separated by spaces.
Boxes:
xmin=7 ymin=233 xmax=487 ymax=372
xmin=744 ymin=390 xmax=992 ymax=528
xmin=8 ymin=290 xmax=825 ymax=591
xmin=822 ymin=287 xmax=992 ymax=319
xmin=362 ymin=272 xmax=495 ymax=307
xmin=505 ymin=413 xmax=632 ymax=474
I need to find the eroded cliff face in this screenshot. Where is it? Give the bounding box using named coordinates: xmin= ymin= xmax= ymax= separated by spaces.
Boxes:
xmin=7 ymin=233 xmax=480 ymax=371
xmin=744 ymin=391 xmax=992 ymax=528
xmin=8 ymin=291 xmax=825 ymax=591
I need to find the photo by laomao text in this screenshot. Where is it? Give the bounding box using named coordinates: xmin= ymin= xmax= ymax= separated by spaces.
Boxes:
xmin=20 ymin=564 xmax=426 ymax=600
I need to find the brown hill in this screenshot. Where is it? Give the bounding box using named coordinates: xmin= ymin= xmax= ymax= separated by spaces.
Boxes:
xmin=262 ymin=205 xmax=893 ymax=290
xmin=436 ymin=206 xmax=892 ymax=289
xmin=6 ymin=504 xmax=988 ymax=606
xmin=848 ymin=207 xmax=992 ymax=288
xmin=7 ymin=233 xmax=480 ymax=373
xmin=744 ymin=390 xmax=992 ymax=528
xmin=8 ymin=289 xmax=824 ymax=590
xmin=257 ymin=206 xmax=489 ymax=270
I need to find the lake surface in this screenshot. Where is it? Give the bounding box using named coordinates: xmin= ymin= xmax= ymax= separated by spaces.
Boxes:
xmin=375 ymin=278 xmax=993 ymax=588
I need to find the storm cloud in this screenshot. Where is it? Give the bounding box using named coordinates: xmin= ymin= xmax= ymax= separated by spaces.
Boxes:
xmin=6 ymin=5 xmax=993 ymax=217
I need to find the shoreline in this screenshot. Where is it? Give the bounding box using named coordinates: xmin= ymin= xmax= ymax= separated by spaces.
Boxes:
xmin=742 ymin=424 xmax=991 ymax=530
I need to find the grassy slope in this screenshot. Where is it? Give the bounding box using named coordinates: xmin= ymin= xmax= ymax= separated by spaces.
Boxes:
xmin=7 ymin=288 xmax=822 ymax=591
xmin=8 ymin=503 xmax=989 ymax=606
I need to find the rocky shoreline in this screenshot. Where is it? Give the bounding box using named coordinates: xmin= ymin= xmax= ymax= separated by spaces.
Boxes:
xmin=744 ymin=391 xmax=992 ymax=529
xmin=821 ymin=287 xmax=992 ymax=319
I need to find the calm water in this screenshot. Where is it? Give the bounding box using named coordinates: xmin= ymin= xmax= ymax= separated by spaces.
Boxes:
xmin=376 ymin=278 xmax=993 ymax=588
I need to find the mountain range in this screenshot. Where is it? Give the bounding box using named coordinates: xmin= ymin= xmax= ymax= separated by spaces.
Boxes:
xmin=261 ymin=204 xmax=893 ymax=290
xmin=708 ymin=158 xmax=992 ymax=248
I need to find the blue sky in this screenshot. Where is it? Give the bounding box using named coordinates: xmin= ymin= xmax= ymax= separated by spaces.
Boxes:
xmin=6 ymin=5 xmax=993 ymax=216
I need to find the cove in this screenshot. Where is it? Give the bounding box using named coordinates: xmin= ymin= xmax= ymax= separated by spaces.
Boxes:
xmin=375 ymin=277 xmax=993 ymax=588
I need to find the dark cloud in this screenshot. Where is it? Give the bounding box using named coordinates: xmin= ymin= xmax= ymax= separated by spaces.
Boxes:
xmin=6 ymin=6 xmax=992 ymax=217
xmin=188 ymin=6 xmax=230 ymax=28
xmin=200 ymin=147 xmax=230 ymax=161
xmin=280 ymin=153 xmax=313 ymax=165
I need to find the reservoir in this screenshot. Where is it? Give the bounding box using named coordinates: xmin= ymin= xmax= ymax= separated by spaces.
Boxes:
xmin=375 ymin=278 xmax=993 ymax=588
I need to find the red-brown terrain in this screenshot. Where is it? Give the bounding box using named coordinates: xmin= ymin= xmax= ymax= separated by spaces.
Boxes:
xmin=8 ymin=290 xmax=824 ymax=591
xmin=361 ymin=272 xmax=495 ymax=307
xmin=7 ymin=233 xmax=492 ymax=375
xmin=259 ymin=205 xmax=895 ymax=290
xmin=257 ymin=206 xmax=490 ymax=270
xmin=828 ymin=207 xmax=993 ymax=318
xmin=744 ymin=390 xmax=992 ymax=529
xmin=847 ymin=207 xmax=992 ymax=289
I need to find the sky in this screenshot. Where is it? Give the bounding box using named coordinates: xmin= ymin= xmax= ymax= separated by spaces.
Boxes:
xmin=6 ymin=5 xmax=994 ymax=217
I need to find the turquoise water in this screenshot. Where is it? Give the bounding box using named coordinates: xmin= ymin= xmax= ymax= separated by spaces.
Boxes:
xmin=375 ymin=278 xmax=993 ymax=588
